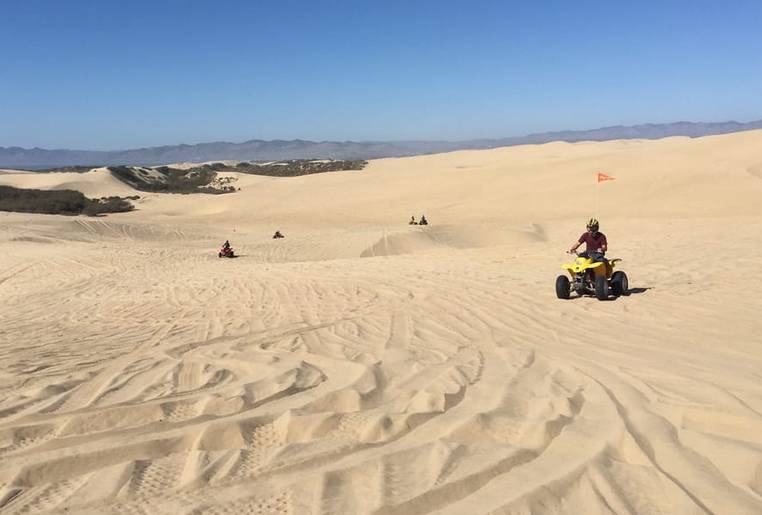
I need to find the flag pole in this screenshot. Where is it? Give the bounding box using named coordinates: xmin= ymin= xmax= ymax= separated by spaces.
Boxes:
xmin=595 ymin=172 xmax=615 ymax=218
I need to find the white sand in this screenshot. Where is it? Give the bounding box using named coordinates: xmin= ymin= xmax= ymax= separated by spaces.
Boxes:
xmin=0 ymin=131 xmax=761 ymax=514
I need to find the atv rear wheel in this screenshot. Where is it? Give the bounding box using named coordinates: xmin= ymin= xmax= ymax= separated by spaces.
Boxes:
xmin=595 ymin=275 xmax=609 ymax=300
xmin=555 ymin=275 xmax=570 ymax=299
xmin=611 ymin=271 xmax=629 ymax=296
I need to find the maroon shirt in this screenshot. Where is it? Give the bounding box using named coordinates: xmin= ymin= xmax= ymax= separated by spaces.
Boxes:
xmin=578 ymin=231 xmax=607 ymax=253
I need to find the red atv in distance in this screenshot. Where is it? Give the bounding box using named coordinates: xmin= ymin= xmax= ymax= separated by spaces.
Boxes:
xmin=218 ymin=243 xmax=236 ymax=258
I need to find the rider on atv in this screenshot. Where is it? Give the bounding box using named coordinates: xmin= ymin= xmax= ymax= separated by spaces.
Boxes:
xmin=569 ymin=218 xmax=607 ymax=262
xmin=219 ymin=240 xmax=235 ymax=258
xmin=558 ymin=220 xmax=627 ymax=300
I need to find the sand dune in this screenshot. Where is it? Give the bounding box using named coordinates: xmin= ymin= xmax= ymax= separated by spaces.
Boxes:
xmin=1 ymin=131 xmax=761 ymax=514
xmin=0 ymin=167 xmax=135 ymax=198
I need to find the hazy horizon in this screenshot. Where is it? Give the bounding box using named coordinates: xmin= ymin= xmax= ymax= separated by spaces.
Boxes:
xmin=0 ymin=117 xmax=758 ymax=153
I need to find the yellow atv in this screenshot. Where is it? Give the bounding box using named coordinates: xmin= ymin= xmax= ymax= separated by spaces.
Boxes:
xmin=556 ymin=252 xmax=628 ymax=300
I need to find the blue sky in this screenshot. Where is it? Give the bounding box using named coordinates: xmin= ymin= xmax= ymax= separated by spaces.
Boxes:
xmin=1 ymin=1 xmax=761 ymax=150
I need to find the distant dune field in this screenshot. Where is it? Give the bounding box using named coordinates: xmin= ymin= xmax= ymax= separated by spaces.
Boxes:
xmin=1 ymin=131 xmax=761 ymax=514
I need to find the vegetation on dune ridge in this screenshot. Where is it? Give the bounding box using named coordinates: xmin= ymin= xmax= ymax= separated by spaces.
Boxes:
xmin=3 ymin=160 xmax=368 ymax=198
xmin=32 ymin=165 xmax=101 ymax=173
xmin=233 ymin=159 xmax=367 ymax=176
xmin=0 ymin=185 xmax=135 ymax=216
xmin=108 ymin=165 xmax=234 ymax=194
xmin=107 ymin=159 xmax=367 ymax=194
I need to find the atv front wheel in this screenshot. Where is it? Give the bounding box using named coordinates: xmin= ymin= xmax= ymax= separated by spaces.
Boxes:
xmin=611 ymin=271 xmax=629 ymax=296
xmin=555 ymin=275 xmax=570 ymax=299
xmin=218 ymin=252 xmax=222 ymax=258
xmin=595 ymin=275 xmax=609 ymax=300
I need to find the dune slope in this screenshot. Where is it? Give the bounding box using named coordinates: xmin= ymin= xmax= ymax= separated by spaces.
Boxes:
xmin=1 ymin=131 xmax=761 ymax=514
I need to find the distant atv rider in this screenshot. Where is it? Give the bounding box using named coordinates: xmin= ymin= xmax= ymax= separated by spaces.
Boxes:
xmin=569 ymin=219 xmax=607 ymax=263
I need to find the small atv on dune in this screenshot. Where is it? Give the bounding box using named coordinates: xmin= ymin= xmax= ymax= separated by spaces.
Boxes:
xmin=556 ymin=252 xmax=628 ymax=300
xmin=218 ymin=246 xmax=236 ymax=258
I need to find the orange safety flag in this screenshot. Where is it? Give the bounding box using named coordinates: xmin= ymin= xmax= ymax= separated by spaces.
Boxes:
xmin=597 ymin=172 xmax=616 ymax=183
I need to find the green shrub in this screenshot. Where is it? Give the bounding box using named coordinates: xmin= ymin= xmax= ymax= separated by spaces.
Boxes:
xmin=111 ymin=165 xmax=222 ymax=193
xmin=0 ymin=186 xmax=134 ymax=216
xmin=34 ymin=166 xmax=100 ymax=174
xmin=232 ymin=159 xmax=367 ymax=177
xmin=83 ymin=196 xmax=135 ymax=216
xmin=107 ymin=160 xmax=367 ymax=194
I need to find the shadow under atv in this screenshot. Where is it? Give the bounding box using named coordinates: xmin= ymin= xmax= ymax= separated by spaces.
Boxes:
xmin=566 ymin=286 xmax=652 ymax=301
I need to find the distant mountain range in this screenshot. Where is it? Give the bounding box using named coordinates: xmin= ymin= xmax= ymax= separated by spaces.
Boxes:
xmin=2 ymin=120 xmax=761 ymax=169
